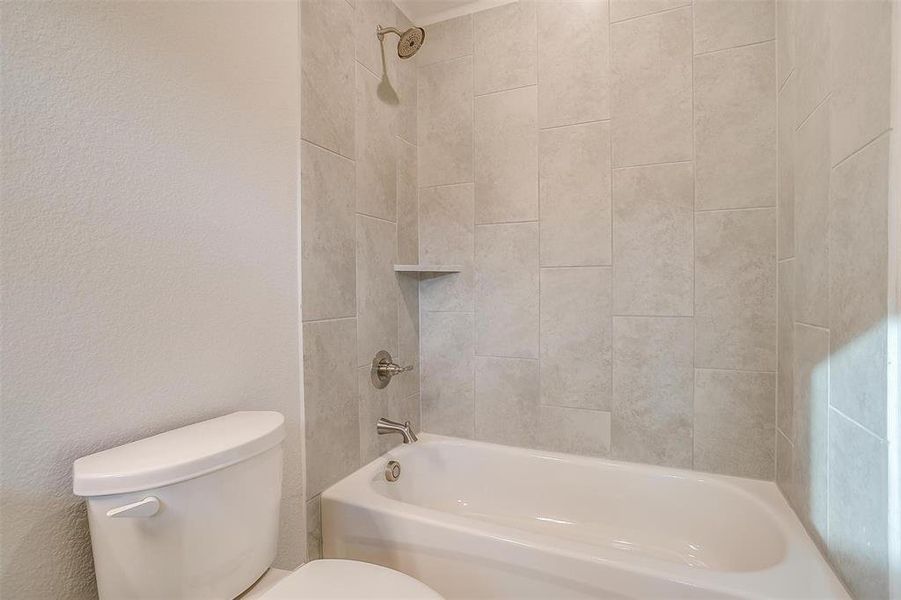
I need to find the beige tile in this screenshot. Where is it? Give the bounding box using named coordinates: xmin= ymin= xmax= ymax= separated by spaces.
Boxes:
xmin=539 ymin=406 xmax=611 ymax=457
xmin=358 ymin=366 xmax=396 ymax=463
xmin=355 ymin=64 xmax=396 ymax=221
xmin=611 ymin=6 xmax=692 ymax=167
xmin=473 ymin=0 xmax=537 ymax=95
xmin=475 ymin=356 xmax=540 ymax=447
xmin=537 ymin=0 xmax=609 ymax=128
xmin=418 ymin=57 xmax=473 ymax=187
xmin=301 ymin=141 xmax=356 ymax=322
xmin=612 ymin=317 xmax=693 ymax=468
xmin=829 ymin=135 xmax=889 ymax=437
xmin=301 ymin=0 xmax=355 ymax=158
xmin=475 ymin=223 xmax=539 ymax=359
xmin=777 ymin=259 xmax=794 ymax=437
xmin=794 ymin=100 xmax=829 ymax=327
xmin=394 ymin=6 xmax=418 ymax=146
xmin=613 ymin=162 xmax=693 ymax=315
xmin=694 ymin=369 xmax=775 ymax=479
xmin=355 ymin=0 xmax=396 ymax=77
xmin=306 ymin=495 xmax=322 ymax=561
xmin=827 ymin=411 xmax=889 ymax=600
xmin=389 ymin=392 xmax=421 ymax=435
xmin=416 ymin=14 xmax=472 ymax=67
xmin=396 ymin=271 xmax=420 ymax=400
xmin=776 ymin=0 xmax=794 ymax=88
xmin=540 ymin=267 xmax=612 ymax=410
xmin=793 ymin=0 xmax=829 ymax=127
xmin=693 ymin=0 xmax=774 ymax=55
xmin=475 ymin=86 xmax=539 ymax=224
xmin=695 ymin=42 xmax=776 ymax=210
xmin=356 ymin=215 xmax=398 ymax=366
xmin=421 ymin=311 xmax=475 ymax=438
xmin=540 ymin=121 xmax=611 ymax=266
xmin=396 ymin=138 xmax=418 ymax=264
xmin=792 ymin=323 xmax=829 ymax=547
xmin=695 ymin=208 xmax=777 ymax=371
xmin=303 ymin=318 xmax=360 ymax=497
xmin=830 ymin=0 xmax=891 ymax=165
xmin=610 ymin=0 xmax=689 ymax=22
xmin=775 ymin=429 xmax=794 ymax=503
xmin=778 ymin=73 xmax=795 ymax=260
xmin=419 ymin=183 xmax=474 ymax=312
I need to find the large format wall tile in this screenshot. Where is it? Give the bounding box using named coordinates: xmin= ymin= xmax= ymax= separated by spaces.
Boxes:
xmin=610 ymin=0 xmax=689 ymax=23
xmin=537 ymin=0 xmax=609 ymax=128
xmin=792 ymin=323 xmax=829 ymax=547
xmin=694 ymin=369 xmax=775 ymax=479
xmin=775 ymin=0 xmax=794 ymax=88
xmin=540 ymin=267 xmax=612 ymax=410
xmin=303 ymin=318 xmax=360 ymax=498
xmin=827 ymin=411 xmax=889 ymax=600
xmin=613 ymin=162 xmax=693 ymax=315
xmin=419 ymin=57 xmax=473 ymax=187
xmin=475 ymin=223 xmax=539 ymax=359
xmin=611 ymin=6 xmax=692 ymax=167
xmin=778 ymin=73 xmax=795 ymax=260
xmin=540 ymin=121 xmax=611 ymax=266
xmin=473 ymin=0 xmax=537 ymax=95
xmin=396 ymin=271 xmax=420 ymax=401
xmin=829 ymin=135 xmax=889 ymax=437
xmin=396 ymin=138 xmax=418 ymax=265
xmin=475 ymin=356 xmax=540 ymax=447
xmin=421 ymin=311 xmax=475 ymax=437
xmin=793 ymin=0 xmax=829 ymax=127
xmin=829 ymin=0 xmax=891 ymax=165
xmin=356 ymin=215 xmax=398 ymax=367
xmin=695 ymin=208 xmax=776 ymax=371
xmin=390 ymin=392 xmax=421 ymax=433
xmin=358 ymin=365 xmax=395 ymax=463
xmin=356 ymin=64 xmax=396 ymax=221
xmin=416 ymin=14 xmax=472 ymax=67
xmin=301 ymin=141 xmax=356 ymax=322
xmin=692 ymin=0 xmax=774 ymax=55
xmin=301 ymin=0 xmax=354 ymax=158
xmin=539 ymin=406 xmax=611 ymax=457
xmin=794 ymin=100 xmax=829 ymax=327
xmin=612 ymin=317 xmax=693 ymax=468
xmin=694 ymin=42 xmax=776 ymax=210
xmin=475 ymin=86 xmax=539 ymax=224
xmin=419 ymin=183 xmax=474 ymax=312
xmin=777 ymin=259 xmax=794 ymax=437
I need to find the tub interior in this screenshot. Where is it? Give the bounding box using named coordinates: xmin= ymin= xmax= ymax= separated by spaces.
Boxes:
xmin=373 ymin=440 xmax=787 ymax=573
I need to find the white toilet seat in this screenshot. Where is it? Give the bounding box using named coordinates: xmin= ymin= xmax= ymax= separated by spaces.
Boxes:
xmin=259 ymin=560 xmax=443 ymax=599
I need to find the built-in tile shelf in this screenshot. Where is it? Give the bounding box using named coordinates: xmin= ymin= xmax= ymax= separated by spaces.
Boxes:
xmin=393 ymin=264 xmax=463 ymax=274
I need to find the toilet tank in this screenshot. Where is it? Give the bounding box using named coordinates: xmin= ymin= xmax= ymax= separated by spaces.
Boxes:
xmin=73 ymin=411 xmax=285 ymax=600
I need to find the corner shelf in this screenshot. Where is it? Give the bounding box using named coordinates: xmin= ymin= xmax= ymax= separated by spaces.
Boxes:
xmin=393 ymin=264 xmax=463 ymax=274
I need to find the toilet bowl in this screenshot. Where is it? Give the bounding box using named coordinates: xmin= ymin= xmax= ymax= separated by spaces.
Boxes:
xmin=72 ymin=411 xmax=441 ymax=600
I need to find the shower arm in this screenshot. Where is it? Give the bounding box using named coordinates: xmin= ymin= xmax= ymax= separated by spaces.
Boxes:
xmin=377 ymin=25 xmax=403 ymax=40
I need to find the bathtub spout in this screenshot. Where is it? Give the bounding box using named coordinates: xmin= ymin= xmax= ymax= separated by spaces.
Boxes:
xmin=377 ymin=417 xmax=418 ymax=443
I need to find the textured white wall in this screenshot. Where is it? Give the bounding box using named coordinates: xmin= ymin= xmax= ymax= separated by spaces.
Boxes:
xmin=0 ymin=2 xmax=303 ymax=598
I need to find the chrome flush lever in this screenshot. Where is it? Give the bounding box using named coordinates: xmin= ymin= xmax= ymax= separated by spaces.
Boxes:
xmin=371 ymin=350 xmax=413 ymax=389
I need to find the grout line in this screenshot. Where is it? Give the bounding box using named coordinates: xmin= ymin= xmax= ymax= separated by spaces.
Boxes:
xmin=419 ymin=181 xmax=474 ymax=191
xmin=693 ymin=38 xmax=776 ymax=58
xmin=778 ymin=67 xmax=795 ymax=95
xmin=418 ymin=53 xmax=474 ymax=71
xmin=540 ymin=264 xmax=612 ymax=270
xmin=694 ymin=366 xmax=777 ymax=375
xmin=795 ymin=92 xmax=831 ymax=132
xmin=794 ymin=320 xmax=830 ymax=332
xmin=831 ymin=128 xmax=892 ymax=171
xmin=302 ymin=315 xmax=356 ymax=325
xmin=475 ymin=220 xmax=540 ymax=226
xmin=611 ymin=314 xmax=695 ymax=319
xmin=300 ymin=137 xmax=354 ymax=163
xmin=474 ymin=353 xmax=539 ymax=361
xmin=474 ymin=82 xmax=538 ymax=98
xmin=778 ymin=256 xmax=795 ymax=264
xmin=694 ymin=205 xmax=776 ymax=214
xmin=830 ymin=403 xmax=887 ymax=444
xmin=690 ymin=0 xmax=697 ymax=474
xmin=357 ymin=211 xmax=397 ymax=226
xmin=614 ymin=159 xmax=694 ymax=171
xmin=539 ymin=118 xmax=612 ymax=132
xmin=610 ymin=3 xmax=691 ymax=26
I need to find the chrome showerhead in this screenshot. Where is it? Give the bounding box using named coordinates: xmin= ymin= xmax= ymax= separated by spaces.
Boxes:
xmin=377 ymin=25 xmax=426 ymax=59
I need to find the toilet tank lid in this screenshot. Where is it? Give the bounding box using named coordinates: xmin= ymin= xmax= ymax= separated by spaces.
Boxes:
xmin=73 ymin=411 xmax=285 ymax=497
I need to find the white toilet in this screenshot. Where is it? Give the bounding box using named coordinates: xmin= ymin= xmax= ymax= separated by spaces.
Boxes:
xmin=73 ymin=411 xmax=442 ymax=599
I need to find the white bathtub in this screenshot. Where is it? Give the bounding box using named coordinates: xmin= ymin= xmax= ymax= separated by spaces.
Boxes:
xmin=321 ymin=435 xmax=848 ymax=599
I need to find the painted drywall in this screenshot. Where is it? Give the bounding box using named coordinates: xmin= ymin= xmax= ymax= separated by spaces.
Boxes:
xmin=0 ymin=2 xmax=303 ymax=598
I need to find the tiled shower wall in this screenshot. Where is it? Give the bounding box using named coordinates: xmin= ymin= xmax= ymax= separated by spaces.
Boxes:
xmin=774 ymin=0 xmax=894 ymax=596
xmin=418 ymin=0 xmax=779 ymax=477
xmin=299 ymin=0 xmax=420 ymax=559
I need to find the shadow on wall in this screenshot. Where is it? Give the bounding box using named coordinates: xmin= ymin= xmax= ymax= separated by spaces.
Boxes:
xmin=378 ymin=34 xmax=400 ymax=106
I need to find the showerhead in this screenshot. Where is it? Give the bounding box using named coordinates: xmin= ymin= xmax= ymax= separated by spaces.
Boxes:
xmin=377 ymin=25 xmax=426 ymax=59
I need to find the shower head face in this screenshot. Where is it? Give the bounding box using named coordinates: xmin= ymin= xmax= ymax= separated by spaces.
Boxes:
xmin=397 ymin=27 xmax=425 ymax=59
